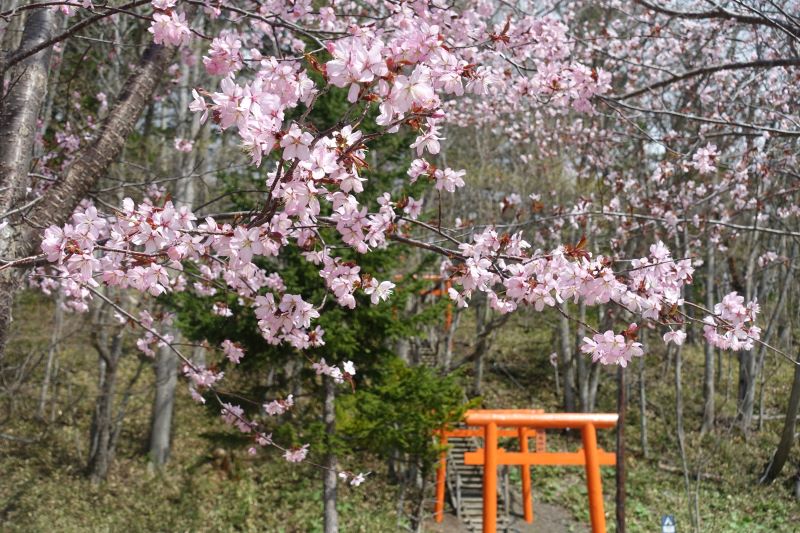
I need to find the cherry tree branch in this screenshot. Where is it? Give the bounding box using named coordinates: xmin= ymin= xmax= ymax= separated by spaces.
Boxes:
xmin=2 ymin=0 xmax=152 ymax=75
xmin=614 ymin=58 xmax=800 ymax=100
xmin=600 ymin=96 xmax=800 ymax=136
xmin=632 ymin=0 xmax=791 ymax=28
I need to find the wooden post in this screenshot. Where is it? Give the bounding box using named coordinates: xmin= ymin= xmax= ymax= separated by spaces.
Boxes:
xmin=518 ymin=427 xmax=533 ymax=523
xmin=435 ymin=429 xmax=447 ymax=522
xmin=583 ymin=423 xmax=606 ymax=533
xmin=483 ymin=422 xmax=498 ymax=533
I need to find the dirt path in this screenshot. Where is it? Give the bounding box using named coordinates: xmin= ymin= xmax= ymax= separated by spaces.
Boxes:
xmin=424 ymin=501 xmax=588 ymax=533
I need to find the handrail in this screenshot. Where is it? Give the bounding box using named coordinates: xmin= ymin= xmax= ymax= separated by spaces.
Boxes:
xmin=455 ymin=470 xmax=462 ymax=520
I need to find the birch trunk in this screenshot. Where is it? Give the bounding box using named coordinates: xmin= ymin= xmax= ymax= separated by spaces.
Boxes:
xmin=149 ymin=339 xmax=178 ymax=467
xmin=323 ymin=376 xmax=339 ymax=533
xmin=0 ymin=8 xmax=57 ymax=361
xmin=37 ymin=293 xmax=64 ymax=418
xmin=559 ymin=310 xmax=576 ymax=411
xmin=701 ymin=247 xmax=716 ymax=434
xmin=88 ymin=325 xmax=124 ymax=483
xmin=737 ymin=246 xmax=759 ymax=434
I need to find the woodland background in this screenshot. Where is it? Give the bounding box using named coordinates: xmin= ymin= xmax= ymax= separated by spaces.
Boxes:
xmin=2 ymin=1 xmax=800 ymax=532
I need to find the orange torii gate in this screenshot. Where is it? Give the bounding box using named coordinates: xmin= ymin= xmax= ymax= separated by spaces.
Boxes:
xmin=435 ymin=409 xmax=547 ymax=525
xmin=436 ymin=410 xmax=618 ymax=533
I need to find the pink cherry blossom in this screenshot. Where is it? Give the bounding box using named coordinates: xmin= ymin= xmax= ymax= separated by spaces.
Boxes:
xmin=283 ymin=444 xmax=309 ymax=463
xmin=148 ymin=11 xmax=191 ymax=47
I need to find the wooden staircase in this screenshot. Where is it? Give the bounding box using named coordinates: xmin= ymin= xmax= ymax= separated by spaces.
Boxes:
xmin=445 ymin=435 xmax=514 ymax=532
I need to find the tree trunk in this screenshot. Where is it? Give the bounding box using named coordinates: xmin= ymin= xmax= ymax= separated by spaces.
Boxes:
xmin=88 ymin=328 xmax=123 ymax=483
xmin=759 ymin=350 xmax=800 ymax=484
xmin=575 ymin=303 xmax=589 ymax=411
xmin=754 ymin=244 xmax=795 ymax=433
xmin=559 ymin=310 xmax=576 ymax=411
xmin=0 ymin=9 xmax=56 ymax=204
xmin=738 ymin=350 xmax=757 ymax=434
xmin=674 ymin=344 xmax=698 ymax=531
xmin=472 ymin=292 xmax=489 ymax=397
xmin=0 ymin=8 xmax=57 ymax=363
xmin=737 ymin=246 xmax=759 ymax=434
xmin=638 ymin=353 xmax=648 ymax=458
xmin=701 ymin=248 xmax=716 ymax=435
xmin=0 ymin=0 xmax=26 ymax=53
xmin=616 ymin=366 xmax=626 ymax=533
xmin=587 ymin=361 xmax=601 ymax=412
xmin=37 ymin=292 xmax=64 ymax=418
xmin=323 ymin=376 xmax=339 ymax=533
xmin=149 ymin=340 xmax=178 ymax=467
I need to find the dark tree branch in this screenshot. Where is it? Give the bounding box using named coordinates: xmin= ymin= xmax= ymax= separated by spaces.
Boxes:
xmin=633 ymin=0 xmax=787 ymax=27
xmin=614 ymin=58 xmax=800 ymax=101
xmin=1 ymin=0 xmax=152 ymax=76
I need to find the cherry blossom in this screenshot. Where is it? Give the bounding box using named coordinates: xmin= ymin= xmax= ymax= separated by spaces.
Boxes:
xmin=264 ymin=395 xmax=294 ymax=416
xmin=221 ymin=340 xmax=245 ymax=364
xmin=148 ymin=11 xmax=191 ymax=48
xmin=283 ymin=444 xmax=310 ymax=463
xmin=663 ymin=330 xmax=687 ymax=346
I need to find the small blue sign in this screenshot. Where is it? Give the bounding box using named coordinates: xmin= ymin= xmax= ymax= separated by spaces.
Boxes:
xmin=661 ymin=515 xmax=676 ymax=533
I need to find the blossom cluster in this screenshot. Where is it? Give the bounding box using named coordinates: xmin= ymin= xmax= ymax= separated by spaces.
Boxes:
xmin=703 ymin=292 xmax=761 ymax=351
xmin=581 ymin=328 xmax=644 ymax=367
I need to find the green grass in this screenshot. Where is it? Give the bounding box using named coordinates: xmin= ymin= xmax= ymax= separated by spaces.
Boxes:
xmin=0 ymin=399 xmax=399 ymax=532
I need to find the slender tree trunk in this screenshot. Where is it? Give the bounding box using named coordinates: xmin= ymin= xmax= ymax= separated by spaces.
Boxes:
xmin=441 ymin=308 xmax=460 ymax=370
xmin=674 ymin=345 xmax=697 ymax=531
xmin=37 ymin=293 xmax=64 ymax=418
xmin=149 ymin=339 xmax=178 ymax=467
xmin=413 ymin=464 xmax=427 ymax=533
xmin=737 ymin=247 xmax=759 ymax=434
xmin=616 ymin=366 xmax=626 ymax=533
xmin=559 ymin=310 xmax=575 ymax=411
xmin=472 ymin=292 xmax=488 ymax=397
xmin=754 ymin=244 xmax=794 ymax=433
xmin=323 ymin=376 xmax=339 ymax=533
xmin=576 ymin=303 xmax=589 ymax=411
xmin=701 ymin=248 xmax=716 ymax=434
xmin=88 ymin=328 xmax=123 ymax=483
xmin=638 ymin=353 xmax=648 ymax=458
xmin=759 ymin=350 xmax=800 ymax=484
xmin=147 ymin=64 xmax=201 ymax=466
xmin=588 ymin=362 xmax=601 ymax=412
xmin=757 ymin=359 xmax=767 ymax=432
xmin=738 ymin=353 xmax=756 ymax=434
xmin=795 ymin=467 xmax=800 ymax=501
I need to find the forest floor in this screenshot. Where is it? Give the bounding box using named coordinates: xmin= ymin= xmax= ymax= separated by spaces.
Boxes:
xmin=423 ymin=502 xmax=587 ymax=532
xmin=2 ymin=296 xmax=800 ymax=532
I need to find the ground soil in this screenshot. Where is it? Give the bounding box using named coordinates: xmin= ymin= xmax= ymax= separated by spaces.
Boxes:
xmin=423 ymin=501 xmax=588 ymax=533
